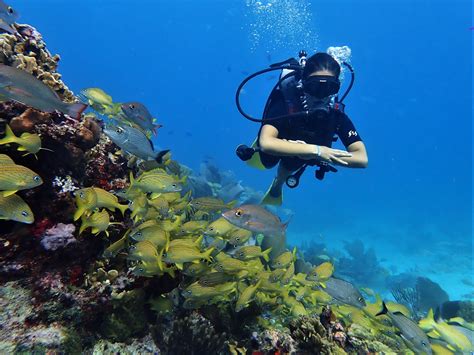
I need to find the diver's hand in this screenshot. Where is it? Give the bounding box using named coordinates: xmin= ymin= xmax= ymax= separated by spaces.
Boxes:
xmin=317 ymin=146 xmax=352 ymax=165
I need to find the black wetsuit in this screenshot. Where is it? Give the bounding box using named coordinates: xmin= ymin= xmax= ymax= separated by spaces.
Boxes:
xmin=258 ymin=89 xmax=362 ymax=171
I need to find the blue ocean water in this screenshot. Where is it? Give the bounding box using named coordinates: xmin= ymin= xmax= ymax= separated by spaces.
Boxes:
xmin=15 ymin=0 xmax=472 ymax=298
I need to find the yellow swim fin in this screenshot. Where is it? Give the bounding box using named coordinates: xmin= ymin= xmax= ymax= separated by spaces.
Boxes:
xmin=245 ymin=139 xmax=266 ymax=170
xmin=261 ymin=180 xmax=282 ymax=206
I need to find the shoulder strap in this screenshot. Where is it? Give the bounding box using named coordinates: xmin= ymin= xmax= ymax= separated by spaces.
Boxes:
xmin=278 ymin=70 xmax=303 ymax=115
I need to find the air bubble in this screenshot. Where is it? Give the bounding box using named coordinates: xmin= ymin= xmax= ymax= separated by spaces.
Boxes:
xmin=327 ymin=45 xmax=352 ymax=80
xmin=245 ymin=0 xmax=318 ymax=53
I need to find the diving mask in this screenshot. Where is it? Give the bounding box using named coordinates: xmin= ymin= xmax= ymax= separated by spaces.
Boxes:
xmin=303 ymin=75 xmax=340 ymax=99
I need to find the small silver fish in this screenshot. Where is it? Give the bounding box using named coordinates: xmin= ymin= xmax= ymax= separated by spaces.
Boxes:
xmin=323 ymin=277 xmax=366 ymax=308
xmin=222 ymin=204 xmax=288 ymax=259
xmin=104 ymin=121 xmax=168 ymax=163
xmin=377 ymin=301 xmax=432 ymax=354
xmin=121 ymin=102 xmax=162 ymax=135
xmin=222 ymin=204 xmax=288 ymax=237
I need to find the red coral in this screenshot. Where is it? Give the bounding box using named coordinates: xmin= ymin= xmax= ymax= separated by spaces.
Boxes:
xmin=69 ymin=265 xmax=83 ymax=286
xmin=31 ymin=218 xmax=54 ymax=238
xmin=98 ymin=178 xmax=112 ymax=190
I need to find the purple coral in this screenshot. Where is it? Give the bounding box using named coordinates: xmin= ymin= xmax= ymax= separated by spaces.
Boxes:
xmin=40 ymin=223 xmax=77 ymax=251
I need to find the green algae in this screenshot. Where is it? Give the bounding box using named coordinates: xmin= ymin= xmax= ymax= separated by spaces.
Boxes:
xmin=99 ymin=289 xmax=148 ymax=343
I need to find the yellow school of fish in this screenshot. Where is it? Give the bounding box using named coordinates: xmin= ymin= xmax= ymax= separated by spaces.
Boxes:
xmin=0 ymin=153 xmax=42 ymax=224
xmin=72 ymin=164 xmax=473 ymax=354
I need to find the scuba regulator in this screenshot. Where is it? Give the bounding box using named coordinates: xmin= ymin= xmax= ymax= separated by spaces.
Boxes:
xmin=235 ymin=50 xmax=355 ymax=188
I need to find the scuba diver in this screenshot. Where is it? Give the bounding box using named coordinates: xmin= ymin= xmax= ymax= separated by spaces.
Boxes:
xmin=235 ymin=51 xmax=368 ymax=205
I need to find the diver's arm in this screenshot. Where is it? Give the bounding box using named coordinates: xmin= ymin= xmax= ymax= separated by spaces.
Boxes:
xmin=260 ymin=125 xmax=353 ymax=163
xmin=259 ymin=124 xmax=319 ymax=157
xmin=334 ymin=141 xmax=368 ymax=168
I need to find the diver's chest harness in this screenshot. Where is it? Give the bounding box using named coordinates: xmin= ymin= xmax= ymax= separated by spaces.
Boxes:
xmin=235 ymin=50 xmax=355 ymax=188
xmin=274 ymin=67 xmax=341 ymax=147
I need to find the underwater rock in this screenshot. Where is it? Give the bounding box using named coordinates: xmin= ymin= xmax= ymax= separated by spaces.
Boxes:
xmin=9 ymin=107 xmax=50 ymax=132
xmin=436 ymin=300 xmax=474 ymax=322
xmin=416 ymin=276 xmax=449 ymax=312
xmin=91 ymin=334 xmax=160 ymax=354
xmin=13 ymin=323 xmax=82 ymax=354
xmin=458 ymin=300 xmax=474 ymax=322
xmin=29 ymin=267 xmax=129 ymax=333
xmin=0 ymin=105 xmax=123 ymax=234
xmin=0 ymin=261 xmax=29 ymax=278
xmin=152 ymin=311 xmax=228 ymax=354
xmin=0 ymin=281 xmax=81 ymax=353
xmin=0 ymin=281 xmax=34 ymax=352
xmin=76 ymin=118 xmax=102 ymax=151
xmin=390 ymin=275 xmax=450 ymax=318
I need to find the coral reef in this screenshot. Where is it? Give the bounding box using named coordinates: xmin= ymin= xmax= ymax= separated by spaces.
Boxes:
xmin=83 ymin=134 xmax=128 ymax=190
xmin=91 ymin=334 xmax=160 ymax=354
xmin=0 ymin=16 xmax=456 ymax=355
xmin=390 ymin=274 xmax=450 ymax=319
xmin=391 ymin=284 xmax=421 ymax=318
xmin=346 ymin=323 xmax=403 ymax=353
xmin=335 ymin=239 xmax=389 ymax=288
xmin=152 ymin=312 xmax=228 ymax=354
xmin=288 ymin=314 xmax=346 ymax=354
xmin=99 ymin=289 xmax=148 ymax=343
xmin=0 ymin=281 xmax=81 ymax=353
xmin=0 ymin=24 xmax=75 ymax=101
xmin=250 ymin=328 xmax=296 ymax=354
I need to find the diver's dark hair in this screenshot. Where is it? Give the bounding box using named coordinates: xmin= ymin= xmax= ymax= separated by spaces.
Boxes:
xmin=303 ymin=52 xmax=341 ymax=78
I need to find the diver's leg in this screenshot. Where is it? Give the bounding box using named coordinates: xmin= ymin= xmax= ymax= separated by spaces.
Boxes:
xmin=261 ymin=162 xmax=293 ymax=206
xmin=269 ymin=162 xmax=293 ymax=196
